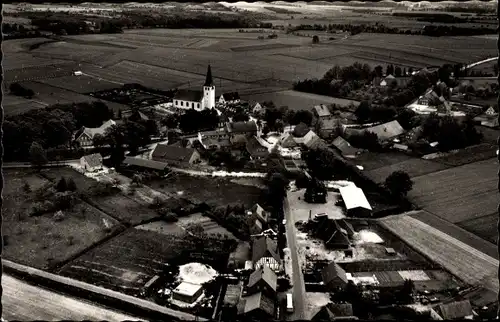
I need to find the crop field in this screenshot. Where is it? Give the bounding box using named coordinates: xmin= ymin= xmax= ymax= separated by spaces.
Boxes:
xmin=58 ymin=228 xmax=234 ymax=294
xmin=365 ymin=158 xmax=451 ymax=184
xmin=3 ymin=169 xmax=123 ymax=271
xmin=456 ymin=214 xmax=498 ymax=245
xmin=3 ymin=53 xmax=68 ymax=71
xmin=4 ymin=63 xmax=75 ymax=84
xmin=38 ymin=75 xmax=120 ymax=94
xmin=145 ymin=173 xmax=264 ymax=208
xmin=92 ymin=194 xmax=162 ymax=226
xmin=19 ymin=81 xmax=97 ymax=106
xmin=31 ymin=41 xmax=128 ymax=64
xmin=354 ymin=151 xmax=415 ymax=171
xmin=380 ymin=215 xmax=499 ymax=294
xmin=407 ymin=157 xmax=498 ymax=224
xmin=429 ymin=143 xmax=497 ymax=167
xmin=276 ymin=46 xmax=361 ymax=61
xmin=4 ymin=99 xmax=48 ymax=116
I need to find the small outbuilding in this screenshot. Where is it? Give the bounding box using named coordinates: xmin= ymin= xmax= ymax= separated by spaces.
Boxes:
xmin=172 ymin=282 xmax=203 ymax=304
xmin=321 ymin=261 xmax=349 ymax=291
xmin=80 ymin=153 xmax=103 ymax=172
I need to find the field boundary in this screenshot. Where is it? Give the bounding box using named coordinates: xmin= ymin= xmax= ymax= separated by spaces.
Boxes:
xmin=2 ymin=259 xmax=205 ymax=321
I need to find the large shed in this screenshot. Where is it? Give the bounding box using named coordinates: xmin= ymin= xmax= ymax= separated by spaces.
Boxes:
xmin=338 ymin=185 xmax=372 ymax=217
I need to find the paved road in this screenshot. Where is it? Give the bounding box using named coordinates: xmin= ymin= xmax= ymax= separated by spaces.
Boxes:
xmin=283 ymin=196 xmax=306 ymax=321
xmin=2 ymin=274 xmax=144 ymax=321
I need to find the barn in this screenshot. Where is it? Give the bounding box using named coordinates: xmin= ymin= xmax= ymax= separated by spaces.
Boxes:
xmin=338 ymin=185 xmax=372 ymax=217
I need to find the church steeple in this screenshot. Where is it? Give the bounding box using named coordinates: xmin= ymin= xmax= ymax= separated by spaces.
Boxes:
xmin=204 ymin=65 xmax=214 ymax=87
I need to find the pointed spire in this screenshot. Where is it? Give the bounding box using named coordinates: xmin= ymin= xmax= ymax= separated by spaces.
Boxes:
xmin=204 ymin=64 xmax=214 ymax=87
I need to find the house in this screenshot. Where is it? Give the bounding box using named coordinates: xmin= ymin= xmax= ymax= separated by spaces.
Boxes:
xmin=279 ymin=133 xmax=298 ymax=148
xmin=332 ymin=136 xmax=360 ymax=159
xmin=313 ymin=104 xmax=333 ymax=120
xmin=380 ymin=74 xmax=397 ymax=87
xmin=252 ymin=102 xmax=264 ymax=115
xmin=173 ymin=65 xmax=215 ymax=111
xmin=238 ymin=292 xmax=275 ymax=319
xmin=338 ymin=185 xmax=372 ymax=217
xmin=219 ymin=92 xmax=241 ymax=105
xmin=226 ymin=121 xmax=258 ymax=144
xmin=432 ymin=300 xmax=474 ymax=320
xmin=319 ymin=118 xmax=341 ymax=138
xmin=252 ymin=236 xmax=281 ymax=272
xmin=245 ymin=266 xmax=277 ymax=297
xmin=292 ymin=123 xmax=310 ymax=138
xmin=250 ymin=204 xmax=269 ymax=225
xmin=321 ymin=261 xmax=349 ymax=291
xmin=246 ymin=136 xmax=269 ymax=159
xmin=80 ymin=153 xmax=103 ymax=172
xmin=172 ymin=282 xmax=203 ymax=304
xmin=128 ymin=110 xmax=149 ymax=122
xmin=310 ymin=303 xmax=355 ymax=321
xmin=296 ymin=130 xmax=321 ymax=148
xmin=365 ymin=120 xmax=405 ymax=142
xmin=75 ymin=119 xmax=116 ymax=147
xmin=485 ymin=106 xmax=498 ymax=116
xmin=73 ymin=71 xmax=83 ymax=76
xmin=123 ymin=156 xmax=169 ymax=172
xmin=151 ymin=144 xmax=201 ymax=166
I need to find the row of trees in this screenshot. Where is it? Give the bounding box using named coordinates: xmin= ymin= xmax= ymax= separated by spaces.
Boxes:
xmin=9 ymin=82 xmax=35 ymax=98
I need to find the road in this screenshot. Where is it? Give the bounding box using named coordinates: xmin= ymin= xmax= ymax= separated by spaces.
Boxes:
xmin=2 ymin=274 xmax=144 ymax=321
xmin=283 ymin=196 xmax=306 ymax=321
xmin=464 ymin=56 xmax=498 ymax=70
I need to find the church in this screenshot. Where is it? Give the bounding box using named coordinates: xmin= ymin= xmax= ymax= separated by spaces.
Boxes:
xmin=173 ymin=65 xmax=216 ymax=111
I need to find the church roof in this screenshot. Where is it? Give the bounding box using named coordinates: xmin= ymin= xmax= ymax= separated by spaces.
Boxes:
xmin=173 ymin=89 xmax=203 ymax=102
xmin=204 ymin=65 xmax=214 ymax=87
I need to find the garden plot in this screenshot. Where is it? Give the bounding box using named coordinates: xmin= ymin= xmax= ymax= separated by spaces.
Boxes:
xmin=176 ymin=213 xmax=237 ymax=238
xmin=287 ymin=189 xmax=344 ymax=223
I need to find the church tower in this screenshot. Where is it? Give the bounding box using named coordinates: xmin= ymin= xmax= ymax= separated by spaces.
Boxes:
xmin=202 ymin=65 xmax=215 ymax=110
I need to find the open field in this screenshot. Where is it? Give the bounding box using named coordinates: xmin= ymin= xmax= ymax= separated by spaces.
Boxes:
xmin=3 ymin=169 xmax=123 ymax=271
xmin=354 ymin=151 xmax=415 ymax=171
xmin=365 ymin=158 xmax=451 ymax=184
xmin=380 ymin=215 xmax=499 ymax=295
xmin=3 ymin=53 xmax=69 ymax=71
xmin=146 ymin=173 xmax=264 ymax=208
xmin=408 ymin=157 xmax=498 ymax=224
xmin=31 ymin=41 xmax=128 ymax=64
xmin=428 ymin=143 xmax=498 ymax=167
xmin=456 ymin=213 xmax=498 ymax=245
xmin=38 ymin=74 xmax=120 ymax=94
xmin=4 ymin=63 xmax=75 ymax=84
xmin=58 ymin=228 xmax=233 ymax=294
xmin=3 ymin=95 xmax=48 ymax=116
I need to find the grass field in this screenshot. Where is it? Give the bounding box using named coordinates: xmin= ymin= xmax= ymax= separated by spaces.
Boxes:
xmin=354 ymin=151 xmax=415 ymax=171
xmin=429 ymin=143 xmax=497 ymax=167
xmin=408 ymin=157 xmax=498 ymax=224
xmin=380 ymin=214 xmax=499 ymax=294
xmin=38 ymin=75 xmax=120 ymax=94
xmin=456 ymin=213 xmax=498 ymax=245
xmin=3 ymin=169 xmax=123 ymax=271
xmin=365 ymin=158 xmax=451 ymax=184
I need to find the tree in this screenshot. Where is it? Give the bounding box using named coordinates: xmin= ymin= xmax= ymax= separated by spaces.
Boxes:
xmin=92 ymin=133 xmax=106 ymax=148
xmin=394 ymin=66 xmax=402 ymax=77
xmin=295 ymin=172 xmax=310 ymax=189
xmin=399 ymin=279 xmax=415 ymax=303
xmin=312 ymin=35 xmax=319 ymax=44
xmin=385 ymin=171 xmax=413 ymax=196
xmin=233 ymin=111 xmax=250 ymax=122
xmin=494 ymin=63 xmax=499 ymax=76
xmin=355 ymin=100 xmax=372 ymax=123
xmin=374 ymin=65 xmax=384 ymax=78
xmin=275 ymin=119 xmax=284 ymax=133
xmin=131 ymin=174 xmax=143 ymax=186
xmin=265 ymin=172 xmax=289 ymax=215
xmin=56 ymin=177 xmax=68 ymax=192
xmin=386 ymin=64 xmax=394 ymax=76
xmin=67 ymin=178 xmax=77 ymax=192
xmin=421 ymin=112 xmax=441 ymax=141
xmin=29 ymin=142 xmax=48 ymax=169
xmin=396 ymin=107 xmax=418 ymax=130
xmin=403 ymin=67 xmax=407 ymax=76
xmin=186 ymin=223 xmax=205 ymax=237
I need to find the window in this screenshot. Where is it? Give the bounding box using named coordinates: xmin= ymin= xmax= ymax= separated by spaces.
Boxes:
xmin=174 ymin=100 xmax=177 ymax=105
xmin=181 ymin=101 xmax=184 ymax=107
xmin=197 ymin=103 xmax=200 ymax=109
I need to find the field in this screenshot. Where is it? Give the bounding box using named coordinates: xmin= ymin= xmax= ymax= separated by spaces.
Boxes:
xmin=365 ymin=158 xmax=451 ymax=184
xmin=380 ymin=215 xmax=499 ymax=296
xmin=456 ymin=214 xmax=498 ymax=245
xmin=145 ymin=173 xmax=265 ymax=208
xmin=407 ymin=157 xmax=498 ymax=224
xmin=2 ymin=169 xmax=123 ymax=271
xmin=428 ymin=143 xmax=497 ymax=167
xmin=38 ymin=74 xmax=120 ymax=94
xmin=354 ymin=151 xmax=415 ymax=171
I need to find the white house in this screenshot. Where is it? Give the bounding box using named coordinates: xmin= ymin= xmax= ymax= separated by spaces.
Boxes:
xmin=173 ymin=65 xmax=215 ymax=111
xmin=252 ymin=102 xmax=264 ymax=114
xmin=75 ymin=120 xmax=116 ymax=147
xmin=80 ymin=153 xmax=103 ymax=172
xmin=485 ymin=106 xmax=498 ymax=116
xmin=219 ymin=92 xmax=240 ymax=105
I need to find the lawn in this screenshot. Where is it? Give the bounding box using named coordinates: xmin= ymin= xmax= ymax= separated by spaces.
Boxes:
xmin=20 ymin=81 xmax=99 ymax=106
xmin=146 ymin=173 xmax=264 ymax=208
xmin=58 ymin=228 xmax=235 ymax=295
xmin=365 ymin=158 xmax=451 ymax=184
xmin=379 ymin=215 xmax=498 ymax=295
xmin=3 ymin=96 xmax=47 ymax=116
xmin=2 ymin=169 xmax=123 ymax=271
xmin=407 ymin=157 xmax=498 ymax=224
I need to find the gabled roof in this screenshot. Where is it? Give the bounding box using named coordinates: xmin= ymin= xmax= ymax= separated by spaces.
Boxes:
xmin=326 ymin=230 xmax=351 ymax=247
xmin=221 ymin=92 xmax=240 ymax=101
xmin=227 ymin=121 xmax=258 ymax=133
xmin=332 ymin=136 xmax=360 ymax=157
xmin=78 ymin=119 xmax=116 ymax=140
xmin=247 ymin=266 xmax=277 ymax=292
xmin=365 ymin=120 xmax=405 ymax=141
xmin=385 ymin=74 xmax=396 ymax=80
xmin=279 ymin=133 xmax=298 ymax=148
xmin=339 ymin=185 xmax=372 ymax=211
xmin=251 ymin=204 xmax=269 ymax=224
xmin=302 ymin=130 xmax=321 ymax=148
xmin=336 ymin=219 xmax=356 ymax=236
xmin=311 ymin=303 xmax=354 ymax=320
xmin=152 ymin=144 xmax=198 ymax=163
xmin=437 ymin=300 xmax=473 ymax=320
xmin=252 ymin=236 xmax=280 ymax=263
xmin=82 ymin=153 xmax=103 ymax=167
xmin=173 ymin=89 xmax=203 ymax=102
xmin=253 ymin=102 xmax=263 ymax=111
xmin=123 ymin=156 xmax=169 ymax=170
xmin=246 ymin=136 xmax=269 ymax=157
xmin=204 ymin=64 xmax=214 ymax=87
xmin=241 ymin=292 xmax=275 ymax=316
xmin=314 ymin=104 xmax=332 ymax=117
xmin=321 ymin=261 xmax=348 ymax=285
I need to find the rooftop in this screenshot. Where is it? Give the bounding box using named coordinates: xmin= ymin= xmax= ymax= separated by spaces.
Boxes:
xmin=365 ymin=120 xmax=405 ymax=141
xmin=152 ymin=144 xmax=198 ymax=162
xmin=173 ymin=89 xmax=203 ymax=102
xmin=314 ymin=104 xmax=332 ymax=117
xmin=339 ymin=185 xmax=372 ymax=211
xmin=82 ymin=153 xmax=103 ymax=167
xmin=123 ymin=156 xmax=168 ymax=170
xmin=173 ymin=282 xmax=203 ymax=297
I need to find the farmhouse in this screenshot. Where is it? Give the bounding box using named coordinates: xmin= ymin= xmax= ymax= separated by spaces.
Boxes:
xmin=80 ymin=153 xmax=103 ymax=172
xmin=252 ymin=236 xmax=281 ymax=272
xmin=318 ymin=118 xmax=341 ymax=138
xmin=321 ymin=261 xmax=349 ymax=291
xmin=246 ymin=136 xmax=269 ymax=159
xmin=485 ymin=106 xmax=498 ymax=116
xmin=173 ymin=65 xmax=215 ymax=111
xmin=313 ymin=104 xmax=333 ymax=120
xmin=245 ymin=265 xmax=277 ymax=297
xmin=431 ymin=300 xmax=474 ymax=320
xmin=365 ymin=120 xmax=405 ymax=142
xmin=75 ymin=119 xmax=116 ymax=147
xmin=338 ymin=185 xmax=372 ymax=217
xmin=219 ymin=92 xmax=240 ymax=105
xmin=332 ymin=136 xmax=360 ymax=159
xmin=238 ymin=292 xmax=275 ymax=319
xmin=151 ymin=144 xmax=201 ymax=166
xmin=172 ymin=282 xmax=204 ymax=304
xmin=310 ymin=303 xmax=355 ymax=321
xmin=226 ymin=121 xmax=258 ymax=144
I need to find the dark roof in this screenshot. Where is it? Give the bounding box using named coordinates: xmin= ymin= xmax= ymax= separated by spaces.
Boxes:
xmin=332 ymin=136 xmax=360 ymax=156
xmin=437 ymin=300 xmax=473 ymax=319
xmin=152 ymin=144 xmax=198 ymax=163
xmin=321 ymin=261 xmax=348 ymax=285
xmin=326 ymin=230 xmax=351 ymax=247
xmin=221 ymin=92 xmax=240 ymax=101
xmin=311 ymin=303 xmax=354 ymax=321
xmin=251 ymin=204 xmax=269 ymax=224
xmin=123 ymin=156 xmax=168 ymax=170
xmin=241 ymin=292 xmax=275 ymax=316
xmin=252 ymin=236 xmax=280 ymax=263
xmin=173 ymin=89 xmax=203 ymax=102
xmin=247 ymin=266 xmax=277 ymax=292
xmin=82 ymin=153 xmax=102 ymax=167
xmin=204 ymin=65 xmax=214 ymax=87
xmin=336 ymin=220 xmax=356 ymax=237
xmin=246 ymin=136 xmax=268 ymax=156
xmin=292 ymin=123 xmax=310 ymax=138
xmin=228 ymin=121 xmax=258 ymax=133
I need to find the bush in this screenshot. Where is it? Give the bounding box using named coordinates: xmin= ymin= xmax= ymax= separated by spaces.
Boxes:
xmin=163 ymin=212 xmax=179 ymax=222
xmin=385 ymin=171 xmax=413 ymax=197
